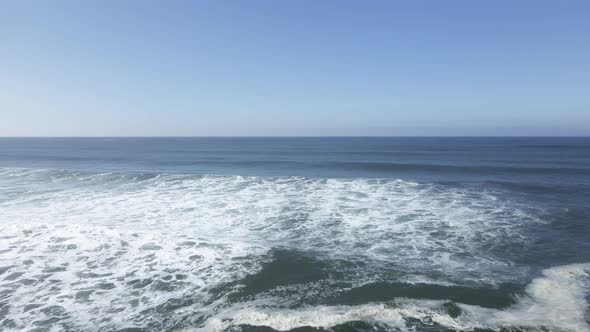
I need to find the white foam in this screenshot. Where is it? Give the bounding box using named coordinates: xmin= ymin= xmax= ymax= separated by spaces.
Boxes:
xmin=0 ymin=223 xmax=266 ymax=330
xmin=0 ymin=171 xmax=540 ymax=280
xmin=0 ymin=169 xmax=551 ymax=330
xmin=490 ymin=262 xmax=590 ymax=331
xmin=199 ymin=263 xmax=590 ymax=331
xmin=199 ymin=302 xmax=408 ymax=331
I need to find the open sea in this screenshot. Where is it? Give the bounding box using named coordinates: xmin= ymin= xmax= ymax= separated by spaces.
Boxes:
xmin=0 ymin=137 xmax=589 ymax=332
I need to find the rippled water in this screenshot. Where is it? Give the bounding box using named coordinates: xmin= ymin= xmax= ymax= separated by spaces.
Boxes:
xmin=0 ymin=138 xmax=589 ymax=331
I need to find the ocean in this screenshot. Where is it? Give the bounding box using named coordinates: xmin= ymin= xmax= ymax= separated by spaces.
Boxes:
xmin=0 ymin=137 xmax=589 ymax=332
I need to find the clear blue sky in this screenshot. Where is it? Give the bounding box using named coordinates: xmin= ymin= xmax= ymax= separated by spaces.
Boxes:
xmin=1 ymin=1 xmax=589 ymax=136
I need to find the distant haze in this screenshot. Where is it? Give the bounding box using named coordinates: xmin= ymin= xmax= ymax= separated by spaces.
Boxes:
xmin=1 ymin=1 xmax=589 ymax=136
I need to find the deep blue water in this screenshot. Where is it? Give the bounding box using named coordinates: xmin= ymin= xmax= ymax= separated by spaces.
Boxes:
xmin=0 ymin=137 xmax=589 ymax=331
xmin=1 ymin=137 xmax=590 ymax=181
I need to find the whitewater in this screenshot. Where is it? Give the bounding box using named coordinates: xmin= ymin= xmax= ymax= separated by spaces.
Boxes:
xmin=1 ymin=137 xmax=589 ymax=331
xmin=1 ymin=168 xmax=588 ymax=331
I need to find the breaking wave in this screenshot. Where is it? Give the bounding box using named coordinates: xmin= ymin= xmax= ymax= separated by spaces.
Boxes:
xmin=0 ymin=168 xmax=585 ymax=331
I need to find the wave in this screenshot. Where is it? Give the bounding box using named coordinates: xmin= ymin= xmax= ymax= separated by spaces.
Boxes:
xmin=2 ymin=157 xmax=589 ymax=181
xmin=199 ymin=263 xmax=590 ymax=331
xmin=0 ymin=167 xmax=543 ymax=281
xmin=0 ymin=167 xmax=566 ymax=331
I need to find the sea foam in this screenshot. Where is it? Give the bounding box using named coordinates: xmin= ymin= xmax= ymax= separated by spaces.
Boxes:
xmin=0 ymin=168 xmax=555 ymax=331
xmin=201 ymin=263 xmax=590 ymax=331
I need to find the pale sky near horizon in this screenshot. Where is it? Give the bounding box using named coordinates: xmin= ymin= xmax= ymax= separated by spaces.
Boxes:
xmin=1 ymin=1 xmax=589 ymax=136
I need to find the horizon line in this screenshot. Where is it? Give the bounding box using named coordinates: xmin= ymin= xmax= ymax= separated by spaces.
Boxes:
xmin=1 ymin=135 xmax=589 ymax=139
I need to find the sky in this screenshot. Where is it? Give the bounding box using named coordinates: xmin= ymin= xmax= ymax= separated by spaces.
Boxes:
xmin=1 ymin=0 xmax=589 ymax=136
